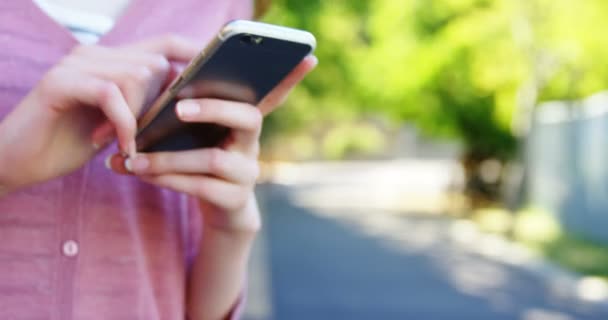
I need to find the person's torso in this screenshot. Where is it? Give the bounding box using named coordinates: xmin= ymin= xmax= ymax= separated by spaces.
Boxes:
xmin=0 ymin=1 xmax=251 ymax=319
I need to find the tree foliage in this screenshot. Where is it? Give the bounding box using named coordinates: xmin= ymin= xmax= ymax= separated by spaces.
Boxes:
xmin=262 ymin=0 xmax=608 ymax=160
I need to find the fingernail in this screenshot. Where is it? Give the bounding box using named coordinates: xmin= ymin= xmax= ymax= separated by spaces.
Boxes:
xmin=124 ymin=158 xmax=133 ymax=172
xmin=176 ymin=100 xmax=200 ymax=118
xmin=104 ymin=155 xmax=112 ymax=170
xmin=125 ymin=155 xmax=149 ymax=173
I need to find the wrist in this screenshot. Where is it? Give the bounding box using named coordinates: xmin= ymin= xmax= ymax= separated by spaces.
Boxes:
xmin=199 ymin=195 xmax=262 ymax=237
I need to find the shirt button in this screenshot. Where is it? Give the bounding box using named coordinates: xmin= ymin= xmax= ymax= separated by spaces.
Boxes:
xmin=62 ymin=240 xmax=79 ymax=257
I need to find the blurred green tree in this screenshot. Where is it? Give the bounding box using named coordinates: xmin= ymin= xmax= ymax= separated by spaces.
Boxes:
xmin=261 ymin=0 xmax=608 ymax=176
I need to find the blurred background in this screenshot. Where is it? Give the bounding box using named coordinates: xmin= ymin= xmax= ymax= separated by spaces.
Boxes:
xmin=245 ymin=0 xmax=608 ymax=319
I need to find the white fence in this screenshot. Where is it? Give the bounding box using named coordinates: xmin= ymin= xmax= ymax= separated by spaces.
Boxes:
xmin=528 ymin=92 xmax=608 ymax=243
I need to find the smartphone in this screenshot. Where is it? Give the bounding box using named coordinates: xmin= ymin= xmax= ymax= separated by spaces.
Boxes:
xmin=135 ymin=20 xmax=316 ymax=152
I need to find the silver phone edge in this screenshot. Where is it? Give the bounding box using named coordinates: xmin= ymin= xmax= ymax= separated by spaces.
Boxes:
xmin=219 ymin=20 xmax=317 ymax=51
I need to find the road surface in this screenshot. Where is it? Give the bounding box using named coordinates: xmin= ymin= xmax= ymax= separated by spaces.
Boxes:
xmin=244 ymin=161 xmax=608 ymax=320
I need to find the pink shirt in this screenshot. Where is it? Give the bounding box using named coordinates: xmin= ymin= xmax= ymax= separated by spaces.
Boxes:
xmin=0 ymin=0 xmax=252 ymax=319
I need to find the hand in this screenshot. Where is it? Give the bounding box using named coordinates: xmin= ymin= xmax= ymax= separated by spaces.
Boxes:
xmin=0 ymin=35 xmax=200 ymax=194
xmin=107 ymin=55 xmax=318 ymax=234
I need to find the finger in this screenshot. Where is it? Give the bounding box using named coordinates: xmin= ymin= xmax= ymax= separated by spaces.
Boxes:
xmin=91 ymin=121 xmax=114 ymax=149
xmin=47 ymin=68 xmax=137 ymax=156
xmin=140 ymin=174 xmax=251 ymax=213
xmin=65 ymin=52 xmax=170 ymax=147
xmin=91 ymin=82 xmax=137 ymax=156
xmin=69 ymin=45 xmax=171 ymax=74
xmin=66 ymin=58 xmax=153 ymax=112
xmin=125 ymin=35 xmax=201 ymax=62
xmin=64 ymin=54 xmax=170 ymax=111
xmin=175 ymin=98 xmax=263 ymax=151
xmin=104 ymin=153 xmax=131 ymax=175
xmin=108 ymin=148 xmax=259 ymax=184
xmin=258 ymin=55 xmax=318 ymax=115
xmin=175 ymin=99 xmax=262 ymax=133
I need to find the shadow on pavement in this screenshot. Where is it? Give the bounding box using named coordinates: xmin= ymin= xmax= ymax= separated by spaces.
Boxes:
xmin=254 ymin=183 xmax=608 ymax=320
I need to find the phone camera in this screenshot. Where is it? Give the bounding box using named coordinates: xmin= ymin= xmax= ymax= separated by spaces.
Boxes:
xmin=240 ymin=35 xmax=264 ymax=45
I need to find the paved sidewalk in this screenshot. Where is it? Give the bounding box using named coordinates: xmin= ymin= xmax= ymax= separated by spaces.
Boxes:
xmin=244 ymin=161 xmax=608 ymax=320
